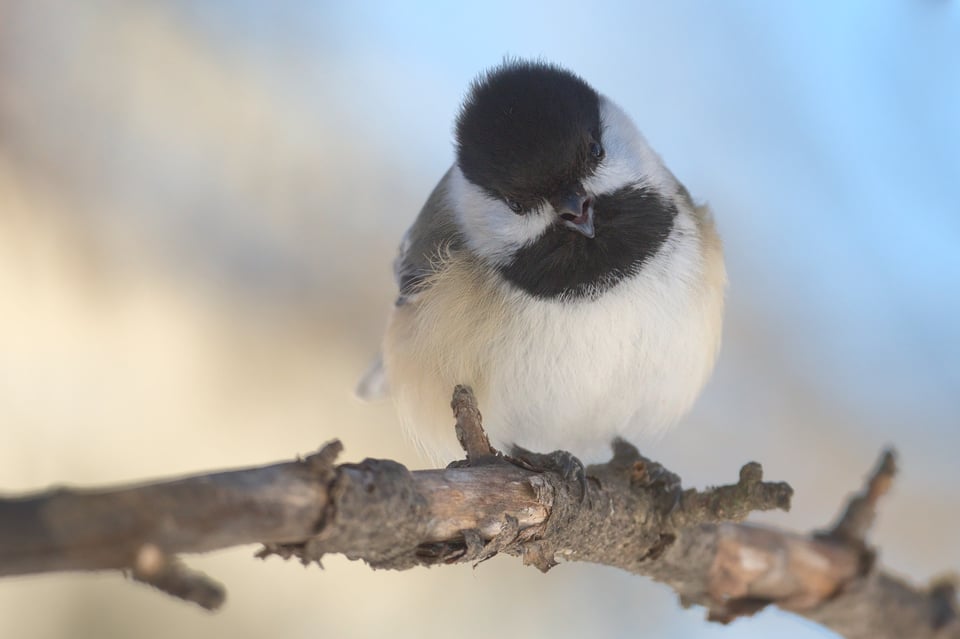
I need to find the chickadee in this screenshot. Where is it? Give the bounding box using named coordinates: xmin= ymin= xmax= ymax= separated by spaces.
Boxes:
xmin=358 ymin=60 xmax=725 ymax=465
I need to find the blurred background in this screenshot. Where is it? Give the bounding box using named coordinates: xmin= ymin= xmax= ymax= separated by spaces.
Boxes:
xmin=0 ymin=1 xmax=957 ymax=638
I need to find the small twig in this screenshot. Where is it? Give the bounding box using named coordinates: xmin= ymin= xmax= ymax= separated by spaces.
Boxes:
xmin=825 ymin=449 xmax=897 ymax=545
xmin=451 ymin=385 xmax=496 ymax=460
xmin=131 ymin=544 xmax=225 ymax=611
xmin=674 ymin=461 xmax=794 ymax=527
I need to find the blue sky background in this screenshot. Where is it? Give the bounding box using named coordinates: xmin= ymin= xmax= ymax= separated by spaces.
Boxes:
xmin=0 ymin=2 xmax=957 ymax=638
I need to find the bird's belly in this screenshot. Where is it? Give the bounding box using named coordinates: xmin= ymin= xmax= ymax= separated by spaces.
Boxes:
xmin=481 ymin=282 xmax=710 ymax=463
xmin=385 ymin=254 xmax=721 ymax=465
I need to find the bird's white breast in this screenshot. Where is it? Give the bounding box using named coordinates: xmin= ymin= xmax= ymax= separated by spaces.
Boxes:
xmin=383 ymin=206 xmax=725 ymax=465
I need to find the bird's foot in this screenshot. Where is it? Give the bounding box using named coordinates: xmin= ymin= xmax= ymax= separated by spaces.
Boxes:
xmin=446 ymin=453 xmax=503 ymax=469
xmin=508 ymin=445 xmax=588 ymax=503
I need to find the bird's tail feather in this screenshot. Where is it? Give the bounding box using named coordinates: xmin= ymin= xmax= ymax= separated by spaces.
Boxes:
xmin=355 ymin=353 xmax=389 ymax=401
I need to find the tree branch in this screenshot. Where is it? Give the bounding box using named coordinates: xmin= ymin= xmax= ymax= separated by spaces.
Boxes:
xmin=0 ymin=389 xmax=955 ymax=639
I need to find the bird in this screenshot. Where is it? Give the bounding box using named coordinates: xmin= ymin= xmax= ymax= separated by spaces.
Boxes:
xmin=357 ymin=60 xmax=726 ymax=467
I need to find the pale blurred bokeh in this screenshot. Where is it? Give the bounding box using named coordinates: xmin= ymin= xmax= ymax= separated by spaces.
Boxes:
xmin=1 ymin=2 xmax=957 ymax=638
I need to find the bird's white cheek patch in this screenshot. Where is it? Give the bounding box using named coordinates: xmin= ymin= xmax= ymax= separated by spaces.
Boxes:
xmin=448 ymin=166 xmax=553 ymax=266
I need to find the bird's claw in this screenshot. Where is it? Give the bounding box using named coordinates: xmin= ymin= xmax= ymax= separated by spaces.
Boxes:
xmin=509 ymin=446 xmax=589 ymax=503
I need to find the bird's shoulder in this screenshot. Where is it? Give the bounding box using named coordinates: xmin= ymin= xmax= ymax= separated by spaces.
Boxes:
xmin=393 ymin=166 xmax=466 ymax=305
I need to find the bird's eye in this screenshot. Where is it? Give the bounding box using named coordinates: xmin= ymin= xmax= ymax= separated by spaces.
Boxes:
xmin=505 ymin=198 xmax=524 ymax=213
xmin=589 ymin=142 xmax=604 ymax=160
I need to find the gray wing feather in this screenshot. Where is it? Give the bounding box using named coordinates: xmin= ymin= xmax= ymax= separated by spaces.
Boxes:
xmin=355 ymin=167 xmax=464 ymax=401
xmin=393 ymin=167 xmax=464 ymax=305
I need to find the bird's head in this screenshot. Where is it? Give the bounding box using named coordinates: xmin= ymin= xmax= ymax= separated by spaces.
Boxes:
xmin=451 ymin=60 xmax=689 ymax=299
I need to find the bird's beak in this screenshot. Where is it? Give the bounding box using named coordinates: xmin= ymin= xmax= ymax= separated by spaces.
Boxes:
xmin=556 ymin=193 xmax=596 ymax=238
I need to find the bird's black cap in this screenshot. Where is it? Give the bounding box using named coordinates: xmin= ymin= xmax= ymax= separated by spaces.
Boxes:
xmin=455 ymin=60 xmax=602 ymax=210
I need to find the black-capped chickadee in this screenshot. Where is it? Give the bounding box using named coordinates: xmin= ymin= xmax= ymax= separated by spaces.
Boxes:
xmin=358 ymin=60 xmax=726 ymax=465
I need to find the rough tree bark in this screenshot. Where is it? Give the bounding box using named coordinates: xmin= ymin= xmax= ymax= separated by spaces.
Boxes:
xmin=0 ymin=386 xmax=956 ymax=639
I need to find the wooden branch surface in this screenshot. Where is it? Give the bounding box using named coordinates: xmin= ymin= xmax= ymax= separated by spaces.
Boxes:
xmin=0 ymin=390 xmax=956 ymax=639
